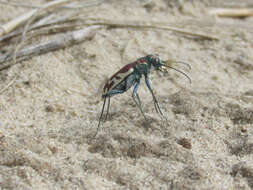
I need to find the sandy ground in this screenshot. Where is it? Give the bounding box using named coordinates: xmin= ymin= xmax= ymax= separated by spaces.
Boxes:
xmin=0 ymin=0 xmax=253 ymax=189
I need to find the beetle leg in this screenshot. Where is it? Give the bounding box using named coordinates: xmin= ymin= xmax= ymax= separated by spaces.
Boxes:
xmin=136 ymin=93 xmax=142 ymax=111
xmin=145 ymin=76 xmax=167 ymax=120
xmin=136 ymin=92 xmax=147 ymax=120
xmin=132 ymin=81 xmax=147 ymax=120
xmin=104 ymin=97 xmax=110 ymax=122
xmin=94 ymin=97 xmax=107 ymax=138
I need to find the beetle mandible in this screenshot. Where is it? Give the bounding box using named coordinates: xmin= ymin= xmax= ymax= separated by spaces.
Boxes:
xmin=94 ymin=54 xmax=191 ymax=137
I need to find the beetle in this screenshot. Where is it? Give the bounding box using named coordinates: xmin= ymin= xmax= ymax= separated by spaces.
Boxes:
xmin=94 ymin=54 xmax=191 ymax=137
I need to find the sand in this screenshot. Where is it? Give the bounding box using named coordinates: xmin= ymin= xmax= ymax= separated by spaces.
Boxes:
xmin=0 ymin=0 xmax=253 ymax=189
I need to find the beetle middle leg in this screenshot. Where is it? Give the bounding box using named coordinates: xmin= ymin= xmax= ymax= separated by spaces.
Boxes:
xmin=132 ymin=81 xmax=147 ymax=120
xmin=145 ymin=76 xmax=167 ymax=120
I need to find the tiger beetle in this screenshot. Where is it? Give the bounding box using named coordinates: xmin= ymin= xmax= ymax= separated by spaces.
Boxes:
xmin=94 ymin=54 xmax=191 ymax=138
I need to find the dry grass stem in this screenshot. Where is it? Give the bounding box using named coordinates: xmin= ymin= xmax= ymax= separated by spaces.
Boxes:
xmin=209 ymin=7 xmax=253 ymax=17
xmin=0 ymin=9 xmax=37 ymax=38
xmin=0 ymin=0 xmax=72 ymax=38
xmin=0 ymin=0 xmax=41 ymax=8
xmin=0 ymin=76 xmax=17 ymax=94
xmin=0 ymin=0 xmax=104 ymax=9
xmin=0 ymin=12 xmax=79 ymax=44
xmin=80 ymin=20 xmax=220 ymax=40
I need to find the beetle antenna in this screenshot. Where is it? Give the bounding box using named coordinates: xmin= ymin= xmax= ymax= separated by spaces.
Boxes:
xmin=163 ymin=64 xmax=192 ymax=84
xmin=172 ymin=61 xmax=191 ymax=70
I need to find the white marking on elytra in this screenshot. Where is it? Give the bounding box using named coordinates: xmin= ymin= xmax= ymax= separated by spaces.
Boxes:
xmin=109 ymin=68 xmax=134 ymax=90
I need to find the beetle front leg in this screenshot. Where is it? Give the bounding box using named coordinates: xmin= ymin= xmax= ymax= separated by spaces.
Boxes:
xmin=144 ymin=76 xmax=167 ymax=120
xmin=132 ymin=81 xmax=147 ymax=121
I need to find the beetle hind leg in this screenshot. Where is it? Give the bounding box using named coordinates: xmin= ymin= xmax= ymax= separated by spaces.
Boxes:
xmin=104 ymin=97 xmax=110 ymax=121
xmin=94 ymin=97 xmax=107 ymax=138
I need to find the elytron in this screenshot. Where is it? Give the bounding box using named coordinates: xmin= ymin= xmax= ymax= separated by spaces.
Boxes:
xmin=94 ymin=54 xmax=191 ymax=137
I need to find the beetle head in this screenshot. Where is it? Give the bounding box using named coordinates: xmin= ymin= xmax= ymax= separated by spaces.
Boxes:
xmin=146 ymin=54 xmax=164 ymax=71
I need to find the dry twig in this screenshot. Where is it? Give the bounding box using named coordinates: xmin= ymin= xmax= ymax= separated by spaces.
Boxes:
xmin=0 ymin=26 xmax=101 ymax=71
xmin=209 ymin=7 xmax=253 ymax=17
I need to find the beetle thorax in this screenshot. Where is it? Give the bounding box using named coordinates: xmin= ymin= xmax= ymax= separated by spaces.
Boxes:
xmin=150 ymin=63 xmax=156 ymax=72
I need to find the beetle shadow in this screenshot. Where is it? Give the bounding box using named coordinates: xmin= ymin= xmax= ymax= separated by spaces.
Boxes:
xmin=100 ymin=110 xmax=125 ymax=122
xmin=136 ymin=116 xmax=161 ymax=131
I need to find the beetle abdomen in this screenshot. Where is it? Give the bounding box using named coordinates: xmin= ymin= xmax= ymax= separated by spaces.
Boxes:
xmin=103 ymin=62 xmax=137 ymax=96
xmin=115 ymin=73 xmax=136 ymax=92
